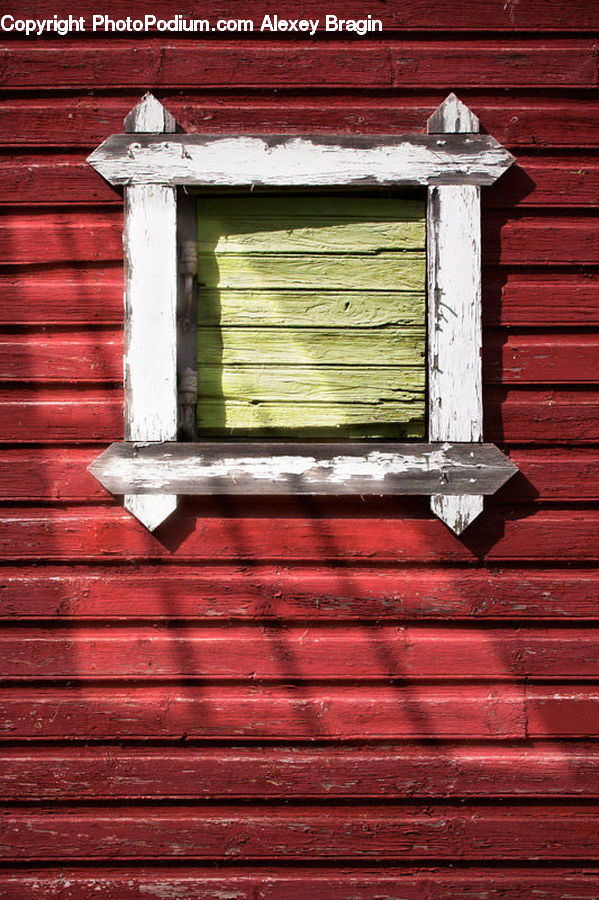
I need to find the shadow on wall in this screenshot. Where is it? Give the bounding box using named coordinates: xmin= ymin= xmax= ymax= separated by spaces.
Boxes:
xmin=3 ymin=158 xmax=584 ymax=865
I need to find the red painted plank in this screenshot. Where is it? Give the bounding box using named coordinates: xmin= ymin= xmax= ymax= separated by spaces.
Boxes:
xmin=485 ymin=388 xmax=599 ymax=442
xmin=3 ymin=212 xmax=596 ymax=266
xmin=1 ymin=41 xmax=596 ymax=90
xmin=2 ymin=268 xmax=597 ymax=327
xmin=484 ymin=333 xmax=599 ymax=383
xmin=483 ymin=215 xmax=599 ymax=265
xmin=0 ymin=684 xmax=527 ymax=740
xmin=486 ymin=155 xmax=599 ymax=208
xmin=5 ymin=153 xmax=599 ymax=209
xmin=1 ymin=625 xmax=598 ymax=679
xmin=3 ymin=802 xmax=599 ymax=860
xmin=0 ymin=211 xmax=123 ymax=264
xmin=0 ymin=332 xmax=122 ymax=382
xmin=2 ymin=97 xmax=599 ymax=148
xmin=0 ymin=156 xmax=121 ymax=205
xmin=2 ymin=744 xmax=598 ymax=801
xmin=0 ymin=392 xmax=122 ymax=442
xmin=1 ymin=386 xmax=597 ymax=443
xmin=484 ymin=271 xmax=599 ymax=327
xmin=1 ymin=566 xmax=596 ymax=621
xmin=0 ymin=449 xmax=109 ymax=501
xmin=499 ymin=448 xmax=599 ymax=502
xmin=527 ymin=688 xmax=599 ymax=737
xmin=0 ymin=269 xmax=124 ymax=325
xmin=1 ymin=868 xmax=598 ymax=900
xmin=0 ymin=507 xmax=596 ymax=562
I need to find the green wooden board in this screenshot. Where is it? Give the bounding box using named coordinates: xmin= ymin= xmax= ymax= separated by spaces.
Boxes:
xmin=196 ymin=400 xmax=425 ymax=437
xmin=197 ymin=290 xmax=424 ymax=327
xmin=198 ymin=365 xmax=425 ymax=402
xmin=197 ymin=252 xmax=425 ymax=291
xmin=198 ymin=218 xmax=425 ymax=253
xmin=197 ymin=327 xmax=425 ymax=366
xmin=196 ymin=194 xmax=426 ymax=437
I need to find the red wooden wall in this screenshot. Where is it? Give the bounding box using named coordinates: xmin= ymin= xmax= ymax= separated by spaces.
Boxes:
xmin=1 ymin=2 xmax=599 ymax=896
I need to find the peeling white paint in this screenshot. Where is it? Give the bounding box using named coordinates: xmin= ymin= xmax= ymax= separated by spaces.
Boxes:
xmin=108 ymin=448 xmax=488 ymax=487
xmin=122 ymin=99 xmax=178 ymax=530
xmin=427 ymin=96 xmax=485 ymax=535
xmin=89 ymin=443 xmax=517 ymax=496
xmin=88 ymin=133 xmax=514 ymax=188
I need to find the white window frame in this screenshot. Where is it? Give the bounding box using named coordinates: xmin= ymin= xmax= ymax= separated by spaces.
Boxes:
xmin=87 ymin=92 xmax=517 ymax=534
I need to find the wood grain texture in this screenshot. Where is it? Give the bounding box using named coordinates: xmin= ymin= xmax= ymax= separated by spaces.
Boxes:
xmin=199 ymin=365 xmax=425 ymax=399
xmin=2 ymin=745 xmax=599 ymax=800
xmin=2 ymin=803 xmax=599 ymax=861
xmin=197 ymin=291 xmax=427 ymax=326
xmin=2 ymin=802 xmax=599 ymax=862
xmin=1 ymin=566 xmax=597 ymax=620
xmin=195 ymin=399 xmax=425 ymax=437
xmin=5 ymin=96 xmax=599 ymax=149
xmin=0 ymin=683 xmax=530 ymax=739
xmin=197 ymin=252 xmax=426 ymax=289
xmin=196 ymin=193 xmax=426 ymax=437
xmin=0 ymin=868 xmax=598 ymax=900
xmin=2 ymin=41 xmax=597 ymax=90
xmin=196 ymin=327 xmax=425 ymax=363
xmin=0 ymin=507 xmax=596 ymax=562
xmin=0 ymin=624 xmax=596 ymax=680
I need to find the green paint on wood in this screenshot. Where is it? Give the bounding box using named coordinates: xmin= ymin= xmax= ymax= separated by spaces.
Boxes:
xmin=196 ymin=401 xmax=425 ymax=438
xmin=198 ymin=218 xmax=425 ymax=252
xmin=197 ymin=252 xmax=425 ymax=290
xmin=197 ymin=290 xmax=425 ymax=327
xmin=198 ymin=365 xmax=425 ymax=402
xmin=197 ymin=327 xmax=425 ymax=366
xmin=197 ymin=194 xmax=426 ymax=438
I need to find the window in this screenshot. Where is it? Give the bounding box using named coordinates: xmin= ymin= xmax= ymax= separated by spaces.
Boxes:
xmin=87 ymin=92 xmax=517 ymax=535
xmin=195 ymin=193 xmax=426 ymax=439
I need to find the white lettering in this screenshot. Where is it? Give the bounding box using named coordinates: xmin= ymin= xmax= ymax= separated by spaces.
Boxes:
xmin=0 ymin=13 xmax=378 ymax=38
xmin=325 ymin=14 xmax=382 ymax=35
xmin=1 ymin=12 xmax=85 ymax=35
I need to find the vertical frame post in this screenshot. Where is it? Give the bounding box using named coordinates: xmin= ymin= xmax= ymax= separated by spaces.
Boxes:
xmin=427 ymin=94 xmax=484 ymax=534
xmin=122 ymin=94 xmax=179 ymax=530
xmin=177 ymin=196 xmax=198 ymax=442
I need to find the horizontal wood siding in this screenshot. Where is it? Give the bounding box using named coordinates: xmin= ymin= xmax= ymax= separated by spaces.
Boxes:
xmin=0 ymin=5 xmax=598 ymax=896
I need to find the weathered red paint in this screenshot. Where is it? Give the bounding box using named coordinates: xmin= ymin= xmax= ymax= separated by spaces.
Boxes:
xmin=1 ymin=7 xmax=598 ymax=894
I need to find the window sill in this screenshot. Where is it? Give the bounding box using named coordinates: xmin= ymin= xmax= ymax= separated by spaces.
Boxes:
xmin=89 ymin=441 xmax=517 ymax=497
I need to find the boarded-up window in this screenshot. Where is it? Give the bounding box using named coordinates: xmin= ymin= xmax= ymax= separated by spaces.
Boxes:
xmin=196 ymin=194 xmax=426 ymax=438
